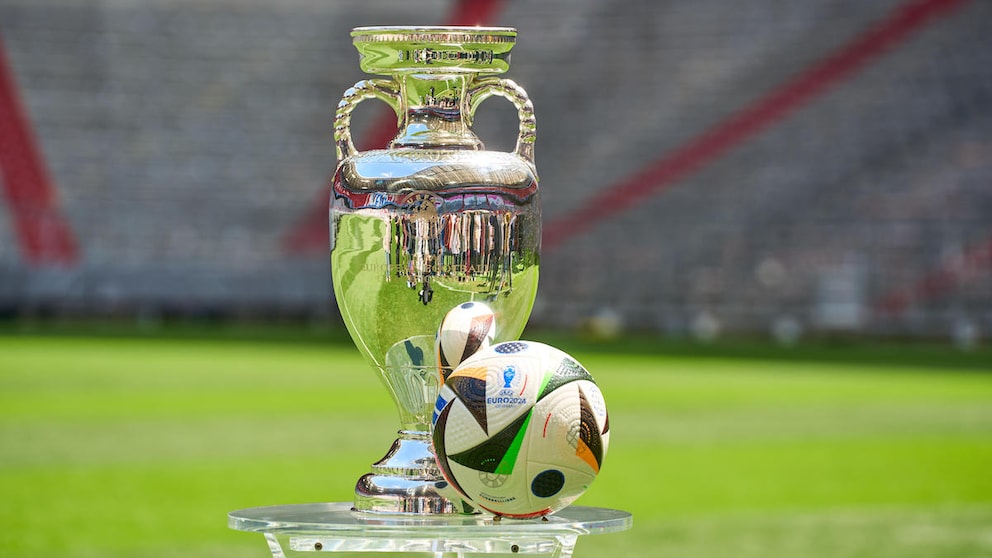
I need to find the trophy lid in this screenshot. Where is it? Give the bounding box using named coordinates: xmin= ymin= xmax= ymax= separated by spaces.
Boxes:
xmin=351 ymin=26 xmax=516 ymax=75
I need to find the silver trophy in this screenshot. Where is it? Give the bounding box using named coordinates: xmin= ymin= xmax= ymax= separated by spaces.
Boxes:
xmin=329 ymin=26 xmax=540 ymax=514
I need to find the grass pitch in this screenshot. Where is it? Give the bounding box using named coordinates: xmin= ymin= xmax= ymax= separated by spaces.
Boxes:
xmin=1 ymin=327 xmax=990 ymax=557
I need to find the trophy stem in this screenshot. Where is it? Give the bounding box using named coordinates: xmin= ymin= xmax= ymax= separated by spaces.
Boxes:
xmin=352 ymin=355 xmax=471 ymax=514
xmin=353 ymin=430 xmax=467 ymax=514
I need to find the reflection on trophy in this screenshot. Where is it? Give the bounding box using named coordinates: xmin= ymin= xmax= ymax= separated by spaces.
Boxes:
xmin=329 ymin=26 xmax=541 ymax=513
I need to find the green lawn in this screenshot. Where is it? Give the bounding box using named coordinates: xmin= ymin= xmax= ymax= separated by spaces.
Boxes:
xmin=1 ymin=329 xmax=990 ymax=557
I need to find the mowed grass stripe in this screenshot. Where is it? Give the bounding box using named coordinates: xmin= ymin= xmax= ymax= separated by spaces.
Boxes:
xmin=617 ymin=403 xmax=992 ymax=443
xmin=580 ymin=353 xmax=992 ymax=409
xmin=579 ymin=504 xmax=992 ymax=558
xmin=585 ymin=436 xmax=992 ymax=517
xmin=1 ymin=414 xmax=399 ymax=468
xmin=0 ymin=336 xmax=379 ymax=421
xmin=1 ymin=457 xmax=337 ymax=558
xmin=0 ymin=335 xmax=369 ymax=389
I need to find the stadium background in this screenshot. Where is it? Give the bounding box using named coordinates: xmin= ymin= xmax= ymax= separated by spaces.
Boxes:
xmin=1 ymin=0 xmax=991 ymax=340
xmin=2 ymin=3 xmax=992 ymax=558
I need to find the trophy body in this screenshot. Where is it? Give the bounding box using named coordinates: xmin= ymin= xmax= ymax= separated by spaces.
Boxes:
xmin=330 ymin=27 xmax=540 ymax=514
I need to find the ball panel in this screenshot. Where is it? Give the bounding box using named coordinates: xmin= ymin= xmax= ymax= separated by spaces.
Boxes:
xmin=493 ymin=410 xmax=531 ymax=475
xmin=530 ymin=469 xmax=565 ymax=498
xmin=436 ymin=302 xmax=497 ymax=380
xmin=494 ymin=341 xmax=528 ymax=354
xmin=433 ymin=383 xmax=456 ymax=427
xmin=525 ymin=460 xmax=597 ymax=513
xmin=445 ymin=369 xmax=490 ymax=434
xmin=529 ymin=383 xmax=583 ymax=465
xmin=448 ymin=409 xmax=531 ymax=474
xmin=537 ymin=354 xmax=594 ymax=401
xmin=577 ymin=380 xmax=610 ymax=461
xmin=461 ymin=313 xmax=495 ymax=363
xmin=437 ymin=340 xmax=452 ymax=373
xmin=441 ymin=398 xmax=491 ymax=454
xmin=432 ymin=402 xmax=469 ymax=499
xmin=447 ymin=459 xmax=533 ymax=516
xmin=577 ymin=380 xmax=609 ymax=432
xmin=577 ymin=383 xmax=605 ymax=473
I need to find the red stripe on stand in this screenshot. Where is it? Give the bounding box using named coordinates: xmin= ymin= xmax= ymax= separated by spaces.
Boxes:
xmin=542 ymin=0 xmax=971 ymax=251
xmin=0 ymin=37 xmax=80 ymax=266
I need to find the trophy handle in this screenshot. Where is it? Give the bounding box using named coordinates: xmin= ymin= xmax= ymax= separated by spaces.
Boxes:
xmin=467 ymin=78 xmax=537 ymax=166
xmin=335 ymin=79 xmax=402 ymax=160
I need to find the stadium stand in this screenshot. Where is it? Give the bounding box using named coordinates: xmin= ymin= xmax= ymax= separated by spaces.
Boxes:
xmin=1 ymin=0 xmax=989 ymax=339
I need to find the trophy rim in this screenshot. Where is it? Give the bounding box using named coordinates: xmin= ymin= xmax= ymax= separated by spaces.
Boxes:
xmin=351 ymin=26 xmax=517 ymax=45
xmin=351 ymin=26 xmax=517 ymax=75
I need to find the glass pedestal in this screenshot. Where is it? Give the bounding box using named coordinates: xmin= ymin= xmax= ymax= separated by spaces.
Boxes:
xmin=229 ymin=502 xmax=632 ymax=558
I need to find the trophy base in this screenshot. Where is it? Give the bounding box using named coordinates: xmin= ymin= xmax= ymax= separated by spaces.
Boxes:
xmin=353 ymin=430 xmax=477 ymax=515
xmin=230 ymin=502 xmax=634 ymax=558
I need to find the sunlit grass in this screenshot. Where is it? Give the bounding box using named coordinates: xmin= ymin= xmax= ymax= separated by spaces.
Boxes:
xmin=1 ymin=331 xmax=990 ymax=557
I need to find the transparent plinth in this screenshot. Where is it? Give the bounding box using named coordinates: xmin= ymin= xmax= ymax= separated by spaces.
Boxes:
xmin=229 ymin=502 xmax=632 ymax=558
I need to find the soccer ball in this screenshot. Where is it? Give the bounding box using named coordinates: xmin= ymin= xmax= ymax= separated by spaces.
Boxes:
xmin=432 ymin=341 xmax=609 ymax=518
xmin=436 ymin=301 xmax=497 ymax=380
